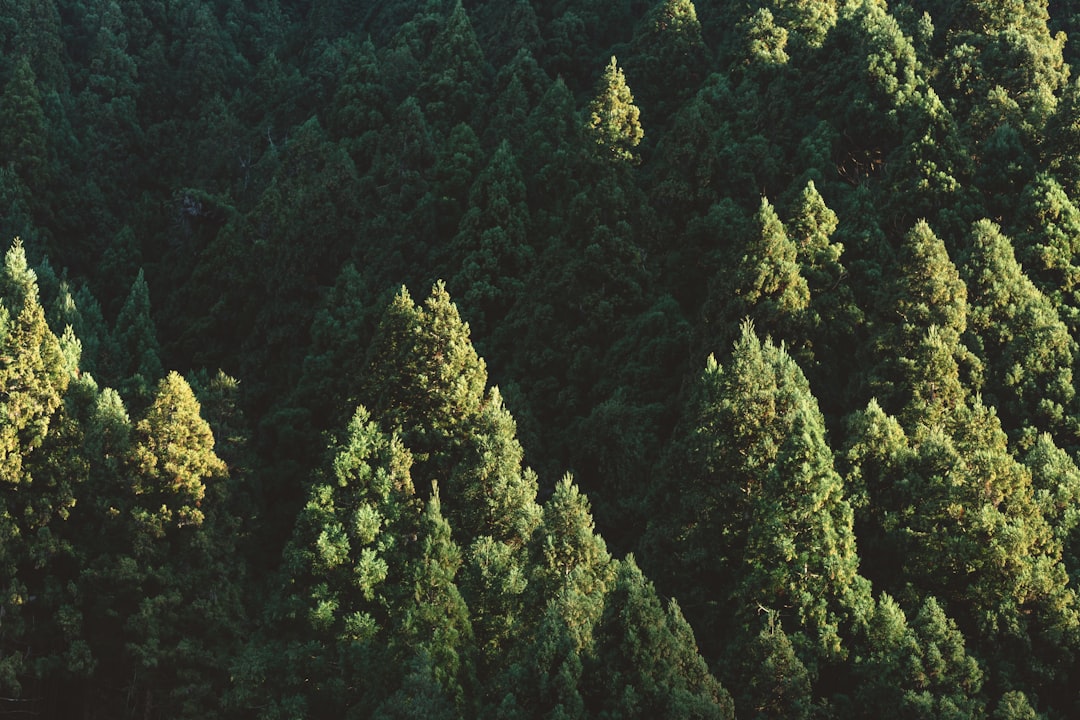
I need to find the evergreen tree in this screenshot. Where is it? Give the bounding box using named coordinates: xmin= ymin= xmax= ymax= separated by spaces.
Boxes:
xmin=868 ymin=220 xmax=979 ymax=419
xmin=852 ymin=593 xmax=985 ymax=720
xmin=0 ymin=238 xmax=72 ymax=697
xmin=78 ymin=372 xmax=243 ymax=719
xmin=650 ymin=322 xmax=868 ymax=671
xmin=449 ymin=140 xmax=533 ymax=338
xmin=419 ymin=1 xmax=490 ymax=132
xmin=587 ymin=56 xmax=643 ymax=164
xmin=702 ymin=197 xmax=810 ymax=356
xmin=362 ymin=282 xmax=486 ymax=477
xmin=267 ymin=406 xmax=419 ymax=716
xmin=627 ymin=0 xmax=708 ymax=120
xmin=1024 ymin=433 xmax=1080 ymax=581
xmin=729 ymin=610 xmax=812 ymax=720
xmin=1016 ymin=173 xmax=1080 ymax=334
xmin=588 ymin=555 xmax=734 ymax=719
xmin=844 ymin=396 xmax=1080 ymax=690
xmin=0 ymin=57 xmax=49 ymax=191
xmin=391 ymin=483 xmax=475 ymax=714
xmin=960 ymin=219 xmax=1077 ymax=446
xmin=110 ymin=268 xmax=163 ymax=406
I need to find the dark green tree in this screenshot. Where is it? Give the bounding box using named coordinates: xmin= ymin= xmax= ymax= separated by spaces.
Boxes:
xmin=110 ymin=268 xmax=164 ymax=406
xmin=852 ymin=593 xmax=985 ymax=720
xmin=588 ymin=555 xmax=734 ymax=719
xmin=729 ymin=610 xmax=812 ymax=720
xmin=419 ymin=1 xmax=490 ymax=133
xmin=702 ymin=197 xmax=810 ymax=356
xmin=265 ymin=405 xmax=419 ymax=716
xmin=0 ymin=57 xmax=48 ymax=191
xmin=844 ymin=396 xmax=1080 ymax=689
xmin=960 ymin=219 xmax=1077 ymax=446
xmin=449 ymin=140 xmax=533 ymax=337
xmin=627 ymin=0 xmax=708 ymax=119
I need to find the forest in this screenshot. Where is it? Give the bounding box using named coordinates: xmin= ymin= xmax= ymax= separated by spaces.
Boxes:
xmin=4 ymin=0 xmax=1080 ymax=717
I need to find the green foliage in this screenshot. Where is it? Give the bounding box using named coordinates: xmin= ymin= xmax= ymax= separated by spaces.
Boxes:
xmin=652 ymin=322 xmax=868 ymax=671
xmin=960 ymin=219 xmax=1077 ymax=445
xmin=588 ymin=556 xmax=734 ymax=719
xmin=111 ymin=268 xmax=164 ymax=406
xmin=853 ymin=593 xmax=985 ymax=720
xmin=587 ymin=56 xmax=644 ymax=164
xmin=8 ymin=0 xmax=1080 ymax=715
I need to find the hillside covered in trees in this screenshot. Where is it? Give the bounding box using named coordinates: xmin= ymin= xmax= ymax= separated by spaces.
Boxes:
xmin=5 ymin=0 xmax=1080 ymax=717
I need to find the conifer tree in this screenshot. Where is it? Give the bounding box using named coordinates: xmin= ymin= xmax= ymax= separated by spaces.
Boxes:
xmin=363 ymin=282 xmax=486 ymax=475
xmin=627 ymin=0 xmax=707 ymax=119
xmin=1024 ymin=433 xmax=1080 ymax=579
xmin=852 ymin=593 xmax=985 ymax=720
xmin=960 ymin=219 xmax=1076 ymax=445
xmin=587 ymin=56 xmax=643 ymax=164
xmin=269 ymin=406 xmax=420 ymax=716
xmin=729 ymin=610 xmax=812 ymax=720
xmin=869 ymin=220 xmax=979 ymax=417
xmin=111 ymin=268 xmax=163 ymax=406
xmin=329 ymin=38 xmax=390 ymax=144
xmin=419 ymin=1 xmax=489 ymax=132
xmin=588 ymin=556 xmax=734 ymax=719
xmin=786 ymin=180 xmax=861 ymax=405
xmin=387 ymin=484 xmax=475 ymax=715
xmin=742 ymin=8 xmax=790 ymax=66
xmin=498 ymin=475 xmax=614 ymax=718
xmin=704 ymin=197 xmax=810 ymax=355
xmin=1016 ymin=174 xmax=1080 ymax=326
xmin=844 ymin=396 xmax=1080 ymax=689
xmin=449 ymin=140 xmax=533 ymax=338
xmin=0 ymin=57 xmax=49 ymax=190
xmin=77 ymin=372 xmax=243 ymax=718
xmin=0 ymin=238 xmax=77 ymax=699
xmin=651 ymin=322 xmax=868 ymax=671
xmin=0 ymin=238 xmax=67 ymax=484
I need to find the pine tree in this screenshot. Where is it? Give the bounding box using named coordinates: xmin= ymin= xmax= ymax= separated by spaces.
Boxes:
xmin=843 ymin=396 xmax=1080 ymax=689
xmin=786 ymin=180 xmax=861 ymax=406
xmin=587 ymin=56 xmax=643 ymax=164
xmin=960 ymin=219 xmax=1076 ymax=446
xmin=392 ymin=483 xmax=475 ymax=713
xmin=729 ymin=610 xmax=812 ymax=720
xmin=269 ymin=406 xmax=419 ymax=716
xmin=0 ymin=239 xmax=79 ymax=700
xmin=419 ymin=1 xmax=490 ymax=132
xmin=110 ymin=268 xmax=163 ymax=407
xmin=0 ymin=57 xmax=49 ymax=190
xmin=627 ymin=0 xmax=707 ymax=119
xmin=852 ymin=593 xmax=985 ymax=720
xmin=498 ymin=475 xmax=614 ymax=718
xmin=869 ymin=220 xmax=979 ymax=419
xmin=1016 ymin=173 xmax=1080 ymax=329
xmin=588 ymin=556 xmax=734 ymax=719
xmin=0 ymin=238 xmax=67 ymax=484
xmin=1024 ymin=433 xmax=1080 ymax=580
xmin=650 ymin=322 xmax=868 ymax=670
xmin=362 ymin=282 xmax=487 ymax=477
xmin=703 ymin=197 xmax=810 ymax=355
xmin=449 ymin=140 xmax=533 ymax=338
xmin=77 ymin=371 xmax=243 ymax=718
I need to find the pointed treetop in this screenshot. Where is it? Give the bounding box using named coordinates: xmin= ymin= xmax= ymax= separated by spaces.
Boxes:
xmin=1 ymin=236 xmax=39 ymax=314
xmin=133 ymin=371 xmax=226 ymax=528
xmin=587 ymin=56 xmax=644 ymax=164
xmin=896 ymin=220 xmax=968 ymax=336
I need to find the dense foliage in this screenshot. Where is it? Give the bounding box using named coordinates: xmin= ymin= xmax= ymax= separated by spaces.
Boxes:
xmin=5 ymin=0 xmax=1080 ymax=717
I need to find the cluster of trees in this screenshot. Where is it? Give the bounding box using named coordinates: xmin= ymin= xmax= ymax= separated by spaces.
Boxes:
xmin=5 ymin=0 xmax=1080 ymax=717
